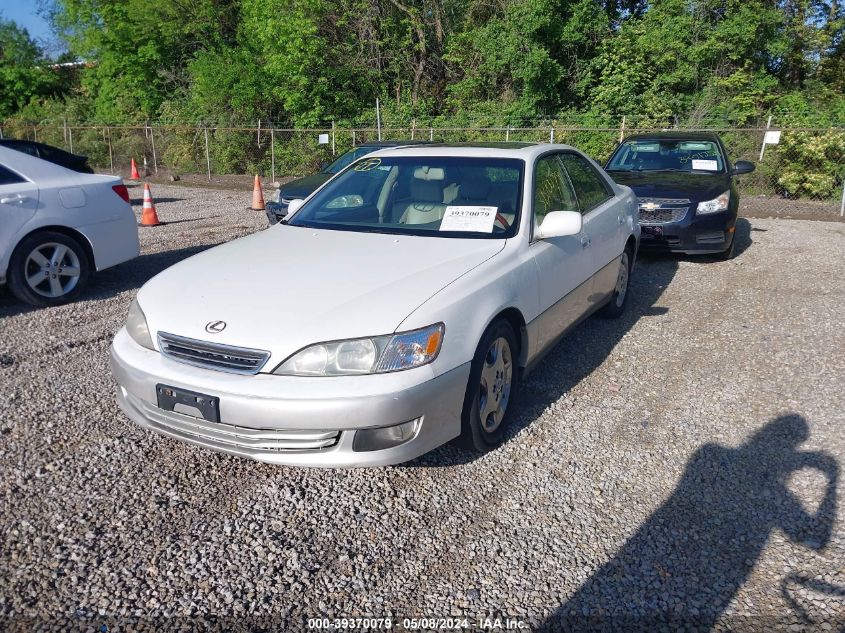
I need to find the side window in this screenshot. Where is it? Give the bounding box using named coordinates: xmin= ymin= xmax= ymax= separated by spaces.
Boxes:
xmin=560 ymin=154 xmax=612 ymax=212
xmin=0 ymin=164 xmax=26 ymax=186
xmin=533 ymin=155 xmax=578 ymax=227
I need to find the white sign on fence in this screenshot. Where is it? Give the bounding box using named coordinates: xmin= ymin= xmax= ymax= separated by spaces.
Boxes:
xmin=763 ymin=130 xmax=782 ymax=145
xmin=318 ymin=133 xmax=329 ymax=144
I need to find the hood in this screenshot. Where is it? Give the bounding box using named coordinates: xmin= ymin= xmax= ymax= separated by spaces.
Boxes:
xmin=608 ymin=171 xmax=730 ymax=202
xmin=138 ymin=227 xmax=505 ymax=368
xmin=279 ymin=173 xmax=333 ymax=199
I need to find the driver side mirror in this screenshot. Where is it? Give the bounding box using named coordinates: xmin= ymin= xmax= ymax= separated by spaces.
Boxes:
xmin=287 ymin=199 xmax=305 ymax=215
xmin=733 ymin=160 xmax=755 ymax=175
xmin=537 ymin=211 xmax=583 ymax=239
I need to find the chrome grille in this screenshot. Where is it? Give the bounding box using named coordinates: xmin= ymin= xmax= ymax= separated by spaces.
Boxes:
xmin=637 ymin=198 xmax=690 ymax=224
xmin=158 ymin=332 xmax=270 ymax=375
xmin=131 ymin=394 xmax=340 ymax=451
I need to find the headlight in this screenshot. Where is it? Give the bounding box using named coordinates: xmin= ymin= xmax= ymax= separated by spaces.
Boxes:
xmin=126 ymin=298 xmax=154 ymax=350
xmin=697 ymin=190 xmax=730 ymax=215
xmin=273 ymin=323 xmax=444 ymax=376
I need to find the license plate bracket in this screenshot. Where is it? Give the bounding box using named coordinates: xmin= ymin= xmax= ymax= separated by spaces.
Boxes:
xmin=641 ymin=225 xmax=664 ymax=238
xmin=156 ymin=384 xmax=220 ymax=423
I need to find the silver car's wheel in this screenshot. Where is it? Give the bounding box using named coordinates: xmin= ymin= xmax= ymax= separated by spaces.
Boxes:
xmin=478 ymin=336 xmax=513 ymax=433
xmin=599 ymin=246 xmax=633 ymax=319
xmin=460 ymin=319 xmax=519 ymax=452
xmin=8 ymin=231 xmax=90 ymax=307
xmin=24 ymin=242 xmax=82 ymax=298
xmin=614 ymin=251 xmax=630 ymax=308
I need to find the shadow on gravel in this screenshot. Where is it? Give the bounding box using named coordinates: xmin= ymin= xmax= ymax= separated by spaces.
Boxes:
xmin=409 ymin=249 xmax=680 ymax=468
xmin=537 ymin=414 xmax=839 ymax=632
xmin=0 ymin=243 xmax=221 ymax=318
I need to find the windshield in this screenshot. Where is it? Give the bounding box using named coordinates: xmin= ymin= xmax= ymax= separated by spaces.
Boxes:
xmin=288 ymin=156 xmax=524 ymax=238
xmin=607 ymin=139 xmax=725 ymax=173
xmin=324 ymin=147 xmax=378 ymax=174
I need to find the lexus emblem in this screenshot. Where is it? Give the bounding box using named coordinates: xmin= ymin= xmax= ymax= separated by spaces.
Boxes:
xmin=205 ymin=320 xmax=227 ymax=333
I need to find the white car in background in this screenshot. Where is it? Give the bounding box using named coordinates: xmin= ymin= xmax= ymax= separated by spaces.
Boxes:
xmin=0 ymin=145 xmax=139 ymax=306
xmin=111 ymin=143 xmax=639 ymax=467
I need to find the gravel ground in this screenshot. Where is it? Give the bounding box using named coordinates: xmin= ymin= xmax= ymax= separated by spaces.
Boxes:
xmin=1 ymin=183 xmax=844 ymax=631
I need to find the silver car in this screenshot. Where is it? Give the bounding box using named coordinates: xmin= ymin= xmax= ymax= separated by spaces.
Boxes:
xmin=110 ymin=143 xmax=639 ymax=466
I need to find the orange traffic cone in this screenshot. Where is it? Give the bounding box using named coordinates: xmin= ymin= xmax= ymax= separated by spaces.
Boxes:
xmin=130 ymin=158 xmax=141 ymax=180
xmin=140 ymin=183 xmax=161 ymax=227
xmin=251 ymin=174 xmax=265 ymax=210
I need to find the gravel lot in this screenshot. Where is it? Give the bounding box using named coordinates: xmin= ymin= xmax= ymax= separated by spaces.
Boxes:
xmin=1 ymin=183 xmax=844 ymax=631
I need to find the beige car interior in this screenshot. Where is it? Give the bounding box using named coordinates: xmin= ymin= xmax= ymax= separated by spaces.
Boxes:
xmin=393 ymin=166 xmax=519 ymax=229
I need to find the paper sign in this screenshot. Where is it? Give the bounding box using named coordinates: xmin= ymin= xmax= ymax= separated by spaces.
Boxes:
xmin=318 ymin=133 xmax=329 ymax=144
xmin=691 ymin=159 xmax=718 ymax=171
xmin=439 ymin=206 xmax=498 ymax=233
xmin=764 ymin=130 xmax=781 ymax=145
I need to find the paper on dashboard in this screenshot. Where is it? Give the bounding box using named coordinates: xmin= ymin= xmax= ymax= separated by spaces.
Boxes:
xmin=691 ymin=159 xmax=719 ymax=171
xmin=439 ymin=206 xmax=498 ymax=232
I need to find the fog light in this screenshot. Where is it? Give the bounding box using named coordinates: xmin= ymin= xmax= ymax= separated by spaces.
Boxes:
xmin=353 ymin=418 xmax=421 ymax=452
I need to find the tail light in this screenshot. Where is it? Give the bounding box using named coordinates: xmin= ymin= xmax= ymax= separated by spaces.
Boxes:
xmin=112 ymin=183 xmax=130 ymax=204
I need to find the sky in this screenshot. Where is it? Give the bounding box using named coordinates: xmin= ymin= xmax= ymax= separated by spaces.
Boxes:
xmin=0 ymin=0 xmax=64 ymax=57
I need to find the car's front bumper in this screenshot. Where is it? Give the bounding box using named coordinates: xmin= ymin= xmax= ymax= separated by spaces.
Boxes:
xmin=110 ymin=328 xmax=469 ymax=467
xmin=639 ymin=209 xmax=736 ymax=254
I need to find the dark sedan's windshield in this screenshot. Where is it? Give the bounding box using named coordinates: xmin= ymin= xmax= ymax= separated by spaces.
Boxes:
xmin=324 ymin=147 xmax=378 ymax=174
xmin=607 ymin=139 xmax=726 ymax=173
xmin=288 ymin=156 xmax=524 ymax=238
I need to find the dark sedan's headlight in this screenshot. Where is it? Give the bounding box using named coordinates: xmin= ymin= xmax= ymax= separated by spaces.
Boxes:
xmin=697 ymin=190 xmax=730 ymax=215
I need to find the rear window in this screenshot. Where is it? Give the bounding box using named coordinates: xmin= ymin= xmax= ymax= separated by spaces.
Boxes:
xmin=607 ymin=139 xmax=725 ymax=173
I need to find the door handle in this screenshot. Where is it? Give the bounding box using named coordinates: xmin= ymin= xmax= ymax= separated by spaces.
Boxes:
xmin=0 ymin=194 xmax=29 ymax=205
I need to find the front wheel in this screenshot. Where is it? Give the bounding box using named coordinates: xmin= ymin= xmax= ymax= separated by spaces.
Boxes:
xmin=459 ymin=319 xmax=519 ymax=452
xmin=7 ymin=231 xmax=90 ymax=307
xmin=599 ymin=248 xmax=632 ymax=319
xmin=717 ymin=234 xmax=736 ymax=260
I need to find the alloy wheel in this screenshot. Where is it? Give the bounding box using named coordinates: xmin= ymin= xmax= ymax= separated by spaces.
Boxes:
xmin=24 ymin=242 xmax=82 ymax=298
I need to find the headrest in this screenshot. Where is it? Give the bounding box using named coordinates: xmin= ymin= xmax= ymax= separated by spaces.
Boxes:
xmin=459 ymin=177 xmax=491 ymax=200
xmin=410 ymin=178 xmax=444 ymax=203
xmin=413 ymin=166 xmax=445 ymax=181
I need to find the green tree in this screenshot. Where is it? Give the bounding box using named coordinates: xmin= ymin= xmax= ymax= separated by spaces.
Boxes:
xmin=0 ymin=19 xmax=63 ymax=119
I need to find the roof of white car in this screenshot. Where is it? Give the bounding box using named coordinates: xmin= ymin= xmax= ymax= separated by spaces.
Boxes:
xmin=0 ymin=144 xmax=118 ymax=185
xmin=366 ymin=142 xmax=579 ymax=160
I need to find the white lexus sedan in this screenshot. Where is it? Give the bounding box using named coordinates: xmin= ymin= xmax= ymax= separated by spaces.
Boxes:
xmin=110 ymin=143 xmax=639 ymax=467
xmin=0 ymin=145 xmax=139 ymax=306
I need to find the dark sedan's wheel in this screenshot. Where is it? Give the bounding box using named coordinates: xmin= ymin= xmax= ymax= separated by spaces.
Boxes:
xmin=718 ymin=234 xmax=736 ymax=260
xmin=460 ymin=319 xmax=519 ymax=452
xmin=599 ymin=248 xmax=632 ymax=319
xmin=7 ymin=231 xmax=90 ymax=307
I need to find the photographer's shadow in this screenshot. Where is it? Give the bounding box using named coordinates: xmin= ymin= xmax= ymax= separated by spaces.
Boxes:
xmin=540 ymin=414 xmax=839 ymax=631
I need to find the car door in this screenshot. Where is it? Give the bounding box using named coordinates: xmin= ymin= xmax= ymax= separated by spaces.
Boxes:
xmin=0 ymin=162 xmax=39 ymax=265
xmin=559 ymin=152 xmax=622 ymax=306
xmin=529 ymin=153 xmax=596 ymax=351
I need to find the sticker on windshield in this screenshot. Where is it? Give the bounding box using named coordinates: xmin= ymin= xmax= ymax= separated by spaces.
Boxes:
xmin=353 ymin=157 xmax=382 ymax=172
xmin=691 ymin=159 xmax=718 ymax=171
xmin=439 ymin=206 xmax=498 ymax=233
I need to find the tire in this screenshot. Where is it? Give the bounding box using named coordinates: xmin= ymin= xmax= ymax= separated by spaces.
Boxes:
xmin=7 ymin=231 xmax=90 ymax=307
xmin=459 ymin=319 xmax=519 ymax=452
xmin=599 ymin=247 xmax=633 ymax=319
xmin=717 ymin=234 xmax=736 ymax=260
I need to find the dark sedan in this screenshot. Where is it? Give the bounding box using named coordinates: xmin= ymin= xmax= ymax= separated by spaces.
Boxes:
xmin=0 ymin=139 xmax=94 ymax=173
xmin=605 ymin=132 xmax=754 ymax=259
xmin=265 ymin=140 xmax=428 ymax=224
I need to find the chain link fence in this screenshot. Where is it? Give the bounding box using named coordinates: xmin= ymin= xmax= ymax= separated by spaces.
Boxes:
xmin=1 ymin=121 xmax=843 ymax=217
